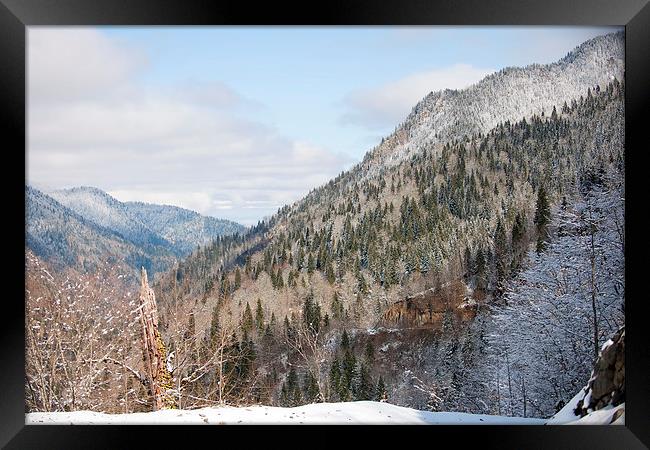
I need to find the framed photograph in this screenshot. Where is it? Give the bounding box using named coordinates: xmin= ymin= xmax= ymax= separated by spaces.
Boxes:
xmin=2 ymin=0 xmax=647 ymax=447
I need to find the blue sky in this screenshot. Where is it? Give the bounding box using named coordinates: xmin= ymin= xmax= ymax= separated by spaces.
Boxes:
xmin=28 ymin=26 xmax=620 ymax=225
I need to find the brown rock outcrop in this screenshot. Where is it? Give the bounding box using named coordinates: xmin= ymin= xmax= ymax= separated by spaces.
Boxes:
xmin=380 ymin=280 xmax=478 ymax=329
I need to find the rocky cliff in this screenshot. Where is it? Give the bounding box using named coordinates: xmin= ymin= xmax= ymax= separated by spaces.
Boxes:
xmin=380 ymin=280 xmax=478 ymax=329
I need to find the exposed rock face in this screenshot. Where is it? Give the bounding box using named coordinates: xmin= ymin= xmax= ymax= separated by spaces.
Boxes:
xmin=380 ymin=280 xmax=478 ymax=329
xmin=575 ymin=327 xmax=625 ymax=417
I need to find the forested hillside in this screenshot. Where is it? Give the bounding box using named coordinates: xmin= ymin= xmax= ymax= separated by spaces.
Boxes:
xmin=25 ymin=32 xmax=625 ymax=419
xmin=27 ymin=186 xmax=245 ymax=277
xmin=152 ymin=76 xmax=624 ymax=414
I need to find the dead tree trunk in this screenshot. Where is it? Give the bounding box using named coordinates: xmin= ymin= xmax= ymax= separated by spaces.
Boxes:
xmin=139 ymin=267 xmax=176 ymax=411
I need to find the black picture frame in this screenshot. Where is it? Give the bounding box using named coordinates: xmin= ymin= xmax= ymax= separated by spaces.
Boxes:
xmin=2 ymin=0 xmax=648 ymax=448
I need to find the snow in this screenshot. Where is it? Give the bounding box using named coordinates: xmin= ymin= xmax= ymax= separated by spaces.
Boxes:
xmin=545 ymin=389 xmax=585 ymax=424
xmin=545 ymin=389 xmax=625 ymax=426
xmin=27 ymin=400 xmax=623 ymax=425
xmin=565 ymin=404 xmax=624 ymax=425
xmin=26 ymin=401 xmax=546 ymax=425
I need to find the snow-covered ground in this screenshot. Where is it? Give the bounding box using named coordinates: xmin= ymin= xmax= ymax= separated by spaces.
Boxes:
xmin=546 ymin=389 xmax=625 ymax=426
xmin=25 ymin=401 xmax=594 ymax=425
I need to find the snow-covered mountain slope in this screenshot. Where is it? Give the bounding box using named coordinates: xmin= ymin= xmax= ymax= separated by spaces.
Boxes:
xmin=49 ymin=187 xmax=245 ymax=257
xmin=25 ymin=401 xmax=546 ymax=425
xmin=124 ymin=201 xmax=245 ymax=256
xmin=49 ymin=186 xmax=171 ymax=250
xmin=27 ymin=186 xmax=245 ymax=276
xmin=363 ymin=31 xmax=624 ymax=174
xmin=26 ymin=186 xmax=168 ymax=274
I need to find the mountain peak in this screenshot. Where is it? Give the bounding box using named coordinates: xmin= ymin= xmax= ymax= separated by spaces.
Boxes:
xmin=364 ymin=31 xmax=624 ymax=174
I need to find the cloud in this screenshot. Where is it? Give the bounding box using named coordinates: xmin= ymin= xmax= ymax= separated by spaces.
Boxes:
xmin=341 ymin=64 xmax=493 ymax=130
xmin=28 ymin=28 xmax=350 ymax=226
xmin=28 ymin=28 xmax=145 ymax=104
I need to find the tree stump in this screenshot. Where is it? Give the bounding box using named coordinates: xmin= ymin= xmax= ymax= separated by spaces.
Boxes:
xmin=139 ymin=267 xmax=176 ymax=410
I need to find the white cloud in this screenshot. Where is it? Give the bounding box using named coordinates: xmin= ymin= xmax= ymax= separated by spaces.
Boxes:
xmin=28 ymin=28 xmax=144 ymax=104
xmin=27 ymin=28 xmax=350 ymax=226
xmin=341 ymin=64 xmax=493 ymax=130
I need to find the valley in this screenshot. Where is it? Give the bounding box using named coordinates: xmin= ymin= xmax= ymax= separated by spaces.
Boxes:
xmin=24 ymin=31 xmax=625 ymax=423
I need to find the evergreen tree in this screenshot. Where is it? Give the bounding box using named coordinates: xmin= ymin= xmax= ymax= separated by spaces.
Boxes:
xmin=280 ymin=366 xmax=302 ymax=407
xmin=353 ymin=362 xmax=373 ymax=401
xmin=303 ymin=371 xmax=321 ymax=403
xmin=255 ymin=298 xmax=265 ymax=334
xmin=511 ymin=212 xmax=526 ymax=269
xmin=234 ymin=267 xmax=242 ymax=290
xmin=331 ymin=291 xmax=343 ymax=320
xmin=241 ymin=302 xmax=254 ymax=335
xmin=276 ymin=267 xmax=284 ymax=289
xmin=302 ymin=290 xmax=321 ymax=334
xmin=325 ymin=261 xmax=336 ymax=284
xmin=341 ymin=329 xmax=350 ymax=350
xmin=494 ymin=218 xmax=509 ymax=287
xmin=307 ymin=253 xmax=315 ymax=274
xmin=341 ymin=348 xmax=356 ymax=400
xmin=534 ymin=185 xmax=551 ymax=252
xmin=375 ymin=376 xmax=387 ymax=401
xmin=329 ymin=358 xmax=341 ymax=402
xmin=364 ymin=340 xmax=375 ymax=363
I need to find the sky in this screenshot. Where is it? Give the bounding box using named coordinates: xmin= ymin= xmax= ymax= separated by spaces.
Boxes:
xmin=27 ymin=26 xmax=620 ymax=226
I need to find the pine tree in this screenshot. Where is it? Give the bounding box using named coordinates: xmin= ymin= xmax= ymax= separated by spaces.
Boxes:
xmin=281 ymin=366 xmax=302 ymax=407
xmin=364 ymin=340 xmax=374 ymax=363
xmin=302 ymin=291 xmax=321 ymax=334
xmin=276 ymin=267 xmax=284 ymax=289
xmin=303 ymin=371 xmax=320 ymax=403
xmin=341 ymin=329 xmax=350 ymax=350
xmin=341 ymin=348 xmax=356 ymax=400
xmin=329 ymin=358 xmax=341 ymax=402
xmin=353 ymin=362 xmax=373 ymax=401
xmin=326 ymin=261 xmax=336 ymax=284
xmin=494 ymin=218 xmax=509 ymax=287
xmin=241 ymin=302 xmax=254 ymax=335
xmin=255 ymin=298 xmax=265 ymax=334
xmin=534 ymin=185 xmax=551 ymax=252
xmin=375 ymin=376 xmax=387 ymax=401
xmin=307 ymin=253 xmax=315 ymax=274
xmin=511 ymin=212 xmax=526 ymax=270
xmin=234 ymin=267 xmax=242 ymax=290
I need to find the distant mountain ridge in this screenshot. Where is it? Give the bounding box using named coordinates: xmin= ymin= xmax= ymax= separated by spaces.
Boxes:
xmin=49 ymin=186 xmax=245 ymax=256
xmin=124 ymin=200 xmax=245 ymax=256
xmin=48 ymin=186 xmax=172 ymax=251
xmin=26 ymin=185 xmax=167 ymax=275
xmin=26 ymin=186 xmax=246 ymax=276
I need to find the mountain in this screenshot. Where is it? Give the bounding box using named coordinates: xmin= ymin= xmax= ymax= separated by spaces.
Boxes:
xmin=49 ymin=186 xmax=172 ymax=250
xmin=24 ymin=32 xmax=625 ymax=419
xmin=123 ymin=201 xmax=244 ymax=256
xmin=27 ymin=186 xmax=246 ymax=276
xmin=364 ymin=31 xmax=624 ymax=173
xmin=26 ymin=186 xmax=175 ymax=276
xmin=49 ymin=186 xmax=245 ymax=257
xmin=149 ymin=32 xmax=625 ymax=416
